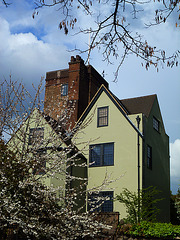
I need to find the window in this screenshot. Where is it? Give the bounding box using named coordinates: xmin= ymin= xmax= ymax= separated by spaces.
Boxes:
xmin=153 ymin=117 xmax=160 ymax=132
xmin=33 ymin=149 xmax=46 ymax=175
xmin=89 ymin=143 xmax=114 ymax=167
xmin=28 ymin=128 xmax=44 ymax=146
xmin=28 ymin=128 xmax=45 ymax=174
xmin=88 ymin=191 xmax=113 ymax=212
xmin=61 ymin=83 xmax=68 ymax=96
xmin=97 ymin=107 xmax=108 ymax=127
xmin=147 ymin=145 xmax=152 ymax=170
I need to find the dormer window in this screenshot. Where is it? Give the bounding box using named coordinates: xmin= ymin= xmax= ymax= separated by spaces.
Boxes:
xmin=97 ymin=106 xmax=108 ymax=127
xmin=61 ymin=83 xmax=68 ymax=96
xmin=153 ymin=117 xmax=160 ymax=132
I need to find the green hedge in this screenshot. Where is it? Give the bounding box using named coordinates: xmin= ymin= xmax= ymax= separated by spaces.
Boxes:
xmin=117 ymin=221 xmax=180 ymax=239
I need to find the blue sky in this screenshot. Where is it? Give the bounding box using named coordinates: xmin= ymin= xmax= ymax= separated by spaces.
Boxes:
xmin=0 ymin=0 xmax=179 ymax=194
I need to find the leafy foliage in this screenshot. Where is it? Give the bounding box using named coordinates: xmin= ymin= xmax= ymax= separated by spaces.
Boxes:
xmin=117 ymin=221 xmax=180 ymax=239
xmin=116 ymin=187 xmax=162 ymax=224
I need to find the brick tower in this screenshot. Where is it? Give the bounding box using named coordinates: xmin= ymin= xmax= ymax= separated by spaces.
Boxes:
xmin=44 ymin=55 xmax=109 ymax=129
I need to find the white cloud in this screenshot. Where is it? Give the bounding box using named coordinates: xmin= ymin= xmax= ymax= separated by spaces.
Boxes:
xmin=0 ymin=16 xmax=70 ymax=88
xmin=170 ymin=139 xmax=180 ymax=178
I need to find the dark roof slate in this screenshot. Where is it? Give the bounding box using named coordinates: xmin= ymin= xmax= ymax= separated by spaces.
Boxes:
xmin=121 ymin=94 xmax=156 ymax=117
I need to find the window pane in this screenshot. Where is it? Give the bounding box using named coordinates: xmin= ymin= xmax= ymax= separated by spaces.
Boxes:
xmin=101 ymin=191 xmax=113 ymax=212
xmin=61 ymin=84 xmax=68 ymax=96
xmin=103 ymin=143 xmax=114 ymax=165
xmin=153 ymin=117 xmax=159 ymax=132
xmin=90 ymin=143 xmax=114 ymax=167
xmin=99 ymin=117 xmax=108 ymax=126
xmin=88 ymin=192 xmax=101 ymax=212
xmin=90 ymin=145 xmax=101 ymax=166
xmin=147 ymin=146 xmax=151 ymax=158
xmin=88 ymin=192 xmax=113 ymax=213
xmin=147 ymin=145 xmax=152 ymax=170
xmin=99 ymin=107 xmax=107 ymax=117
xmin=98 ymin=107 xmax=108 ymax=127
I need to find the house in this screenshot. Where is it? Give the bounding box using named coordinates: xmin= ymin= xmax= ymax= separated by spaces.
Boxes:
xmin=72 ymin=85 xmax=170 ymax=222
xmin=43 ymin=55 xmax=170 ymax=222
xmin=8 ymin=56 xmax=170 ymax=223
xmin=7 ymin=108 xmax=87 ymax=211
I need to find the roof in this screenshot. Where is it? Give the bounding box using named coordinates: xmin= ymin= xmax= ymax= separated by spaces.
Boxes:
xmin=111 ymin=92 xmax=129 ymax=114
xmin=28 ymin=109 xmax=86 ymax=159
xmin=121 ymin=94 xmax=156 ymax=118
xmin=39 ymin=110 xmax=72 ymax=145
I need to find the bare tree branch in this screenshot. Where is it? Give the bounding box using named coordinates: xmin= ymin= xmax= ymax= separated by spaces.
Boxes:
xmin=2 ymin=0 xmax=180 ymax=79
xmin=2 ymin=0 xmax=11 ymax=7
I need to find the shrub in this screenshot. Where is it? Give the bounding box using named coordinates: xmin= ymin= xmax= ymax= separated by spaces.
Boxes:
xmin=117 ymin=221 xmax=180 ymax=239
xmin=116 ymin=187 xmax=162 ymax=224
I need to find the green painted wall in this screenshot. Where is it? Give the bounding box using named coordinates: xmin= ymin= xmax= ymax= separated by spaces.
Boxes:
xmin=74 ymin=91 xmax=143 ymax=219
xmin=8 ymin=108 xmax=88 ymax=209
xmin=143 ymin=97 xmax=170 ymax=222
xmin=8 ymin=108 xmax=66 ymax=198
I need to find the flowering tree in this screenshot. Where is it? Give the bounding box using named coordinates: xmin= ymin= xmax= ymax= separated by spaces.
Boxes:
xmin=0 ymin=78 xmax=113 ymax=239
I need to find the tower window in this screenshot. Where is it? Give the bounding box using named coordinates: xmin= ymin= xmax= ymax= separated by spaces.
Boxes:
xmin=61 ymin=84 xmax=68 ymax=96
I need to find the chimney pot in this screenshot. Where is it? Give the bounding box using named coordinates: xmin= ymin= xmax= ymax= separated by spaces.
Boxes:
xmin=71 ymin=56 xmax=75 ymax=62
xmin=76 ymin=55 xmax=81 ymax=61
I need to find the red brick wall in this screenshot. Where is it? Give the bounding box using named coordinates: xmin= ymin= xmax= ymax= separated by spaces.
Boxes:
xmin=44 ymin=55 xmax=109 ymax=130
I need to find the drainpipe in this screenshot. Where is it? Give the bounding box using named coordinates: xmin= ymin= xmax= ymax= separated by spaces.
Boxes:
xmin=136 ymin=115 xmax=141 ymax=223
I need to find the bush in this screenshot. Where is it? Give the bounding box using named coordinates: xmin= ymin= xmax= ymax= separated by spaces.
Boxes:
xmin=116 ymin=187 xmax=162 ymax=224
xmin=117 ymin=221 xmax=180 ymax=239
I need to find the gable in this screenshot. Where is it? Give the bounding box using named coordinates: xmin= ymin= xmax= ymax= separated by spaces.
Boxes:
xmin=7 ymin=108 xmax=66 ymax=151
xmin=148 ymin=96 xmax=167 ymax=135
xmin=76 ymin=85 xmax=143 ymax=138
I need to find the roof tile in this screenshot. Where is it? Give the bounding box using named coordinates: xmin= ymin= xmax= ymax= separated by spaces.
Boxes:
xmin=121 ymin=94 xmax=156 ymax=117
